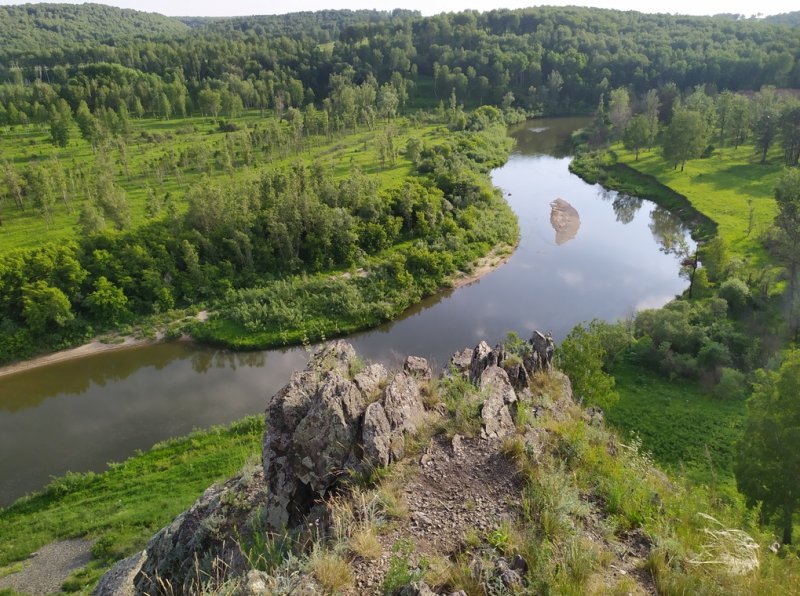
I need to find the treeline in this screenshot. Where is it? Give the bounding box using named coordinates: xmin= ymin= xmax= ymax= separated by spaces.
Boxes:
xmin=0 ymin=114 xmax=517 ymax=362
xmin=579 ymin=84 xmax=800 ymax=168
xmin=2 ymin=5 xmax=800 ymax=126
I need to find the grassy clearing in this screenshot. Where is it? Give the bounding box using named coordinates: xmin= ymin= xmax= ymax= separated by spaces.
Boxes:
xmin=0 ymin=417 xmax=263 ymax=590
xmin=0 ymin=113 xmax=436 ymax=252
xmin=608 ymin=361 xmax=745 ymax=489
xmin=614 ymin=144 xmax=783 ymax=268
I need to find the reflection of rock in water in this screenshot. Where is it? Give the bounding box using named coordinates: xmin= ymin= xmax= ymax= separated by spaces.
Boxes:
xmin=550 ymin=198 xmax=581 ymax=245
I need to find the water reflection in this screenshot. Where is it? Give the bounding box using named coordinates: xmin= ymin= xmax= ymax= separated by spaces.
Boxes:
xmin=550 ymin=198 xmax=581 ymax=245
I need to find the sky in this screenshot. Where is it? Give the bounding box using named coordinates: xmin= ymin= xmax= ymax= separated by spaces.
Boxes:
xmin=0 ymin=0 xmax=797 ymax=18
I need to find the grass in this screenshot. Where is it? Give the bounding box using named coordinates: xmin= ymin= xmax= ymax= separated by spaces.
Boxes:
xmin=614 ymin=143 xmax=783 ymax=269
xmin=608 ymin=361 xmax=746 ymax=490
xmin=0 ymin=112 xmax=438 ymax=252
xmin=0 ymin=416 xmax=263 ymax=590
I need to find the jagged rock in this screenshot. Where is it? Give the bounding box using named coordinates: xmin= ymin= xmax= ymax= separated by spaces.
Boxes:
xmin=262 ymin=342 xmax=366 ymax=531
xmin=362 ymin=402 xmax=392 ymax=467
xmin=92 ymin=550 xmax=145 ymax=596
xmin=451 ymin=434 xmax=464 ymax=455
xmin=134 ymin=472 xmax=265 ymax=593
xmin=503 ymin=360 xmax=530 ymax=390
xmin=529 ymin=330 xmax=555 ymax=372
xmin=291 ymin=373 xmax=366 ymax=490
xmin=448 ymin=348 xmax=473 ymax=377
xmin=307 ymin=340 xmax=357 ymax=375
xmin=354 ymin=363 xmax=388 ymax=399
xmin=495 ymin=556 xmax=524 ymax=588
xmin=398 ymin=581 xmax=438 ymax=596
xmin=479 ymin=366 xmax=517 ymax=439
xmin=404 ymin=356 xmax=432 ymax=381
xmin=469 ymin=341 xmax=493 ymax=382
xmin=383 ymin=372 xmax=425 ymax=433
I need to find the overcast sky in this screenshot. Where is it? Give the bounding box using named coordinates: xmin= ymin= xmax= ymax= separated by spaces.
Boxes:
xmin=0 ymin=0 xmax=796 ymax=18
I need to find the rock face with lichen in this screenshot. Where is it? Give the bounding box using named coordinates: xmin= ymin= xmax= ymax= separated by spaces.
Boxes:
xmin=96 ymin=331 xmax=569 ymax=595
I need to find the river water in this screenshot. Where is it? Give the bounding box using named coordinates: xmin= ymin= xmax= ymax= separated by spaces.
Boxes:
xmin=0 ymin=118 xmax=693 ymax=506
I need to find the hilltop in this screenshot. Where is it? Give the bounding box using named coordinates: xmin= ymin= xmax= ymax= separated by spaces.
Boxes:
xmin=0 ymin=3 xmax=188 ymax=61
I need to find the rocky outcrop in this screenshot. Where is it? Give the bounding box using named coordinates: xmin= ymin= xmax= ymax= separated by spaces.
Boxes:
xmin=262 ymin=342 xmax=429 ymax=532
xmin=102 ymin=331 xmax=574 ymax=594
xmin=479 ymin=366 xmax=517 ymax=439
xmin=92 ymin=551 xmax=145 ymax=596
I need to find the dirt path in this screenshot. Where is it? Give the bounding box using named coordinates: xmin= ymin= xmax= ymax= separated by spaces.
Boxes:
xmin=0 ymin=540 xmax=93 ymax=595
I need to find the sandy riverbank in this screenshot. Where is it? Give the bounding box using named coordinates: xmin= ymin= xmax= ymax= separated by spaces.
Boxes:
xmin=0 ymin=242 xmax=516 ymax=380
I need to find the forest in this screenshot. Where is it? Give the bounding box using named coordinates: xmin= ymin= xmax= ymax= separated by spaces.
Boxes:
xmin=2 ymin=3 xmax=800 ymax=592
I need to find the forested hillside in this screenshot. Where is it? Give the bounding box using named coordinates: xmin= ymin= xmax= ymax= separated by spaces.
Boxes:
xmin=0 ymin=3 xmax=188 ymax=63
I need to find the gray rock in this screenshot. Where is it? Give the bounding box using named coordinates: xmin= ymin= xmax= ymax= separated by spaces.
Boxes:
xmin=479 ymin=366 xmax=517 ymax=439
xmin=362 ymin=402 xmax=392 ymax=467
xmin=448 ymin=348 xmax=473 ymax=377
xmin=398 ymin=581 xmax=438 ymax=596
xmin=353 ymin=363 xmax=388 ymax=399
xmin=307 ymin=340 xmax=357 ymax=375
xmin=93 ymin=550 xmax=146 ymax=596
xmin=239 ymin=570 xmax=272 ymax=595
xmin=404 ymin=356 xmax=432 ymax=381
xmin=262 ymin=342 xmax=367 ymax=531
xmin=383 ymin=372 xmax=425 ymax=433
xmin=504 ymin=360 xmax=530 ymax=390
xmin=469 ymin=341 xmax=493 ymax=383
xmin=292 ymin=372 xmax=366 ymax=492
xmin=495 ymin=556 xmax=524 ymax=588
xmin=451 ymin=434 xmax=464 ymax=455
xmin=529 ymin=330 xmax=555 ymax=373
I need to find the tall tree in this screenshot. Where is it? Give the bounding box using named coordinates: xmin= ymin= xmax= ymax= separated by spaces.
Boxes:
xmin=662 ymin=109 xmax=708 ymax=171
xmin=736 ymin=350 xmax=800 ymax=544
xmin=772 ymin=169 xmax=800 ymax=337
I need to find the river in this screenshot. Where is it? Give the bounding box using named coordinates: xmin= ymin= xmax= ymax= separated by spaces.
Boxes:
xmin=0 ymin=117 xmax=693 ymax=507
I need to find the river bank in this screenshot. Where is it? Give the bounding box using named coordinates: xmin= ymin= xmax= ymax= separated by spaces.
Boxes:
xmin=0 ymin=243 xmax=517 ymax=381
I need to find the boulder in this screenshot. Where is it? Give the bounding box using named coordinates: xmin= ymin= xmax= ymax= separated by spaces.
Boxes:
xmin=262 ymin=342 xmax=366 ymax=531
xmin=448 ymin=348 xmax=473 ymax=377
xmin=362 ymin=402 xmax=392 ymax=467
xmin=307 ymin=340 xmax=357 ymax=375
xmin=529 ymin=330 xmax=555 ymax=373
xmin=404 ymin=356 xmax=432 ymax=381
xmin=503 ymin=360 xmax=530 ymax=390
xmin=292 ymin=372 xmax=366 ymax=491
xmin=353 ymin=363 xmax=388 ymax=399
xmin=469 ymin=341 xmax=493 ymax=382
xmin=383 ymin=372 xmax=425 ymax=433
xmin=479 ymin=366 xmax=517 ymax=439
xmin=92 ymin=550 xmax=145 ymax=596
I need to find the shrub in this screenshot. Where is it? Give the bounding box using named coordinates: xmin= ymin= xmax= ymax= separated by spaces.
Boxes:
xmin=718 ymin=278 xmax=750 ymax=312
xmin=713 ymin=367 xmax=748 ymax=401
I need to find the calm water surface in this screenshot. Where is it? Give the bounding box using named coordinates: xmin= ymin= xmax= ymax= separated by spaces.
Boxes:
xmin=0 ymin=117 xmax=693 ymax=506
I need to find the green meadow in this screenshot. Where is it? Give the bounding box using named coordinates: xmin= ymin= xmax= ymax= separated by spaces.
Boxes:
xmin=615 ymin=143 xmax=783 ymax=269
xmin=0 ymin=112 xmax=435 ymax=252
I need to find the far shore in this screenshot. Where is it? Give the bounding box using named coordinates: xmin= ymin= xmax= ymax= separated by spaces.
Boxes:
xmin=0 ymin=244 xmax=516 ymax=381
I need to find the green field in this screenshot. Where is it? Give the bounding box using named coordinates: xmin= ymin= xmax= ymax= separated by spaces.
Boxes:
xmin=0 ymin=417 xmax=263 ymax=591
xmin=0 ymin=112 xmax=434 ymax=252
xmin=608 ymin=361 xmax=745 ymax=489
xmin=615 ymin=144 xmax=783 ymax=268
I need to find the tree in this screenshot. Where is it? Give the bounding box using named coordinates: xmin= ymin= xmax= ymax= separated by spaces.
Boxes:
xmin=772 ymin=169 xmax=800 ymax=337
xmin=623 ymin=114 xmax=653 ymax=160
xmin=607 ymin=87 xmax=632 ymax=139
xmin=556 ymin=320 xmax=619 ymax=408
xmin=779 ymin=102 xmax=800 ymax=167
xmin=753 ymin=90 xmax=780 ymax=164
xmin=85 ymin=276 xmax=128 ymax=325
xmin=198 ymin=89 xmax=221 ymax=117
xmin=662 ymin=109 xmax=708 ymax=171
xmin=736 ymin=350 xmax=800 ymax=544
xmin=21 ymin=280 xmax=74 ymax=334
xmin=728 ymin=93 xmax=751 ymax=149
xmin=48 ymin=100 xmax=72 ymax=148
